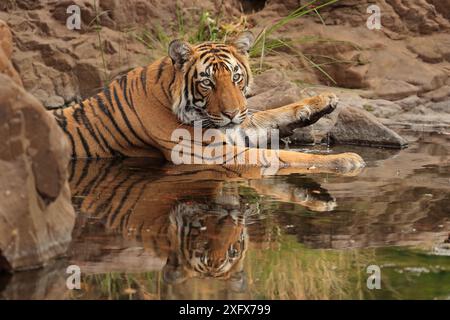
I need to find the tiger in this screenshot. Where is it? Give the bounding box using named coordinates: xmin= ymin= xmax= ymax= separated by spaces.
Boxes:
xmin=50 ymin=31 xmax=365 ymax=175
xmin=69 ymin=158 xmax=338 ymax=287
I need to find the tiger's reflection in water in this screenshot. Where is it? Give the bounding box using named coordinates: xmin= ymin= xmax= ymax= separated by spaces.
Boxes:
xmin=164 ymin=200 xmax=252 ymax=291
xmin=68 ymin=158 xmax=337 ymax=289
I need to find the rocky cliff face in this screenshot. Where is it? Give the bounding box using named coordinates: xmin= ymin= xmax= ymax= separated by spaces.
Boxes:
xmin=0 ymin=20 xmax=75 ymax=272
xmin=250 ymin=1 xmax=450 ymax=126
xmin=0 ymin=20 xmax=22 ymax=86
xmin=0 ymin=0 xmax=449 ymax=121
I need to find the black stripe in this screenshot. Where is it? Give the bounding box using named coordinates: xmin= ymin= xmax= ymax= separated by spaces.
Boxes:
xmin=107 ymin=177 xmax=147 ymax=227
xmin=215 ymin=53 xmax=232 ymax=60
xmin=240 ymin=60 xmax=251 ymax=87
xmin=199 ymin=51 xmax=211 ymax=60
xmin=74 ymin=158 xmax=92 ymax=188
xmin=121 ymin=76 xmax=133 ymax=108
xmin=160 ymin=80 xmax=171 ymax=102
xmin=95 ymin=123 xmax=125 ymax=157
xmin=103 ymin=87 xmax=116 ymax=114
xmin=78 ymin=102 xmax=107 ymax=153
xmin=168 ymin=68 xmax=176 ymax=98
xmin=197 ymin=43 xmax=212 ymax=49
xmin=183 ymin=70 xmax=191 ymax=101
xmin=112 ymin=86 xmax=151 ymax=147
xmin=83 ymin=160 xmax=124 ymax=212
xmin=140 ymin=66 xmax=148 ymax=95
xmin=53 ymin=109 xmax=76 ymax=158
xmin=128 ymin=86 xmax=135 ymax=110
xmin=77 ymin=160 xmax=112 ymax=197
xmin=202 ymin=55 xmax=214 ymax=65
xmin=72 ymin=106 xmax=83 ymax=124
xmin=132 ymin=76 xmax=138 ymax=93
xmin=76 ymin=127 xmax=92 ymax=158
xmin=95 ymin=95 xmax=136 ymax=147
xmin=119 ymin=75 xmax=127 ymax=88
xmin=93 ymin=175 xmax=130 ymax=218
xmin=123 ymin=86 xmax=155 ymax=142
xmin=68 ymin=158 xmax=76 ymax=183
xmin=155 ymin=59 xmax=166 ymax=83
xmin=191 ymin=79 xmax=204 ymax=105
xmin=119 ymin=75 xmax=140 ymax=119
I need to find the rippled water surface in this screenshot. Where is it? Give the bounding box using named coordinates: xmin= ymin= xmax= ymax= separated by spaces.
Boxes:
xmin=1 ymin=130 xmax=449 ymax=299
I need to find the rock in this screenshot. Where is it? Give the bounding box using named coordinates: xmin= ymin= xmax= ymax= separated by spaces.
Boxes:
xmin=420 ymin=85 xmax=450 ymax=102
xmin=44 ymin=95 xmax=66 ymax=109
xmin=0 ymin=263 xmax=68 ymax=299
xmin=247 ymin=69 xmax=302 ymax=111
xmin=0 ymin=20 xmax=22 ymax=86
xmin=428 ymin=100 xmax=450 ymax=113
xmin=275 ymin=0 xmax=450 ymax=34
xmin=407 ymin=39 xmax=444 ymax=64
xmin=301 ymin=42 xmax=369 ymax=89
xmin=392 ymin=103 xmax=450 ymax=126
xmin=368 ymin=79 xmax=420 ymax=101
xmin=249 ymin=71 xmax=409 ymax=147
xmin=362 ymin=99 xmax=403 ymax=118
xmin=335 ymin=92 xmax=404 ymax=118
xmin=0 ymin=43 xmax=75 ymax=271
xmin=73 ymin=62 xmax=104 ymax=99
xmin=0 ymin=20 xmax=12 ymax=56
xmin=0 ymin=21 xmax=74 ymax=272
xmin=14 ymin=0 xmax=43 ymax=10
xmin=395 ymin=95 xmax=427 ymax=111
xmin=248 ymin=82 xmax=301 ymax=111
xmin=329 ymin=106 xmax=408 ymax=148
xmin=427 ymin=0 xmax=450 ymax=20
xmin=290 ymin=107 xmax=341 ymax=145
xmin=249 ymin=69 xmax=289 ymax=97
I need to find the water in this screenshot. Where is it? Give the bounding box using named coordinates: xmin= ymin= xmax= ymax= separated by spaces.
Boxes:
xmin=1 ymin=130 xmax=449 ymax=300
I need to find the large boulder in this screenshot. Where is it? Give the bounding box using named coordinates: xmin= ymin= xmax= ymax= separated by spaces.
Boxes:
xmin=0 ymin=74 xmax=75 ymax=272
xmin=249 ymin=69 xmax=409 ymax=148
xmin=0 ymin=20 xmax=75 ymax=272
xmin=247 ymin=69 xmax=302 ymax=110
xmin=329 ymin=106 xmax=408 ymax=148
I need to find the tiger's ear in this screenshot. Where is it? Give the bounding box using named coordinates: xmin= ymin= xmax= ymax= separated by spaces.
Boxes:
xmin=232 ymin=31 xmax=255 ymax=55
xmin=169 ymin=39 xmax=193 ymax=68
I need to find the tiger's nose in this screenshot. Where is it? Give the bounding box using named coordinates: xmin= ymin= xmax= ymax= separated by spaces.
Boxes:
xmin=222 ymin=110 xmax=239 ymax=119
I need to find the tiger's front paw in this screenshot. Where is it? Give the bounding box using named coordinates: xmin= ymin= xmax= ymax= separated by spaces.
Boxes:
xmin=294 ymin=92 xmax=339 ymax=126
xmin=329 ymin=152 xmax=366 ymax=176
xmin=317 ymin=92 xmax=339 ymax=115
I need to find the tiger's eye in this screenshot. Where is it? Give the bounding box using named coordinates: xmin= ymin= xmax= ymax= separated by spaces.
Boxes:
xmin=202 ymin=79 xmax=212 ymax=87
xmin=233 ymin=74 xmax=241 ymax=82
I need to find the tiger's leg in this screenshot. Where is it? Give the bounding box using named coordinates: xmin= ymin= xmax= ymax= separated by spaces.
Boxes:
xmin=264 ymin=148 xmax=364 ymax=175
xmin=243 ymin=92 xmax=338 ymax=136
xmin=166 ymin=144 xmax=364 ymax=176
xmin=248 ymin=178 xmax=337 ymax=212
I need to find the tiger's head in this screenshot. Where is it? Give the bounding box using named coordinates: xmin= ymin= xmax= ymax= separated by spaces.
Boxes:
xmin=168 ymin=31 xmax=255 ymax=128
xmin=162 ymin=189 xmax=256 ymax=291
